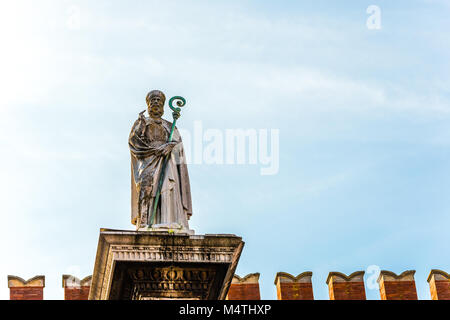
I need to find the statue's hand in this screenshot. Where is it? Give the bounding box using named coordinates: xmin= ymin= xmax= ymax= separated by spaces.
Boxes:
xmin=154 ymin=142 xmax=175 ymax=156
xmin=135 ymin=111 xmax=147 ymax=137
xmin=172 ymin=110 xmax=181 ymax=120
xmin=161 ymin=142 xmax=178 ymax=156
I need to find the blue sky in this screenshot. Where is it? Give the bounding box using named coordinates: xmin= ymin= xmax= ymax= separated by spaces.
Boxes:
xmin=0 ymin=0 xmax=449 ymax=300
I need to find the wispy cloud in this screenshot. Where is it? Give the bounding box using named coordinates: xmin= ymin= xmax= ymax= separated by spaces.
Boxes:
xmin=0 ymin=0 xmax=449 ymax=300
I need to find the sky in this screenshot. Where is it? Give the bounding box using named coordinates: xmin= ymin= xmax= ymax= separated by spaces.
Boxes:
xmin=0 ymin=0 xmax=449 ymax=300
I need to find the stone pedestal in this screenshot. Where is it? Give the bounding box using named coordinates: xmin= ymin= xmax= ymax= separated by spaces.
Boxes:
xmin=88 ymin=229 xmax=244 ymax=300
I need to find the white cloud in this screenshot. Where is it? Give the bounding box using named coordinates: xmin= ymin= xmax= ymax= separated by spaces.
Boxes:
xmin=0 ymin=0 xmax=449 ymax=300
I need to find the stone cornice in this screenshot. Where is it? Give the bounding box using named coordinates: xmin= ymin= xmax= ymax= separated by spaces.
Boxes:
xmin=274 ymin=272 xmax=313 ymax=284
xmin=8 ymin=275 xmax=45 ymax=288
xmin=427 ymin=269 xmax=450 ymax=282
xmin=232 ymin=273 xmax=260 ymax=284
xmin=377 ymin=270 xmax=416 ymax=283
xmin=62 ymin=275 xmax=93 ymax=288
xmin=326 ymin=271 xmax=365 ymax=284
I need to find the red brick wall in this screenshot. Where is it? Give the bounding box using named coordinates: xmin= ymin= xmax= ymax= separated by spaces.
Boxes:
xmin=10 ymin=287 xmax=44 ymax=300
xmin=326 ymin=271 xmax=366 ymax=300
xmin=378 ymin=270 xmax=417 ymax=300
xmin=8 ymin=275 xmax=45 ymax=300
xmin=64 ymin=286 xmax=91 ymax=300
xmin=62 ymin=275 xmax=92 ymax=300
xmin=328 ymin=281 xmax=366 ymax=300
xmin=7 ymin=269 xmax=449 ymax=300
xmin=227 ymin=283 xmax=260 ymax=300
xmin=379 ymin=280 xmax=417 ymax=300
xmin=431 ymin=280 xmax=450 ymax=300
xmin=277 ymin=282 xmax=314 ymax=300
xmin=226 ymin=273 xmax=261 ymax=300
xmin=275 ymin=272 xmax=314 ymax=300
xmin=427 ymin=270 xmax=450 ymax=300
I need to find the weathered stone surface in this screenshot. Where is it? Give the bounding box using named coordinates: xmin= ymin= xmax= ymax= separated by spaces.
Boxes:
xmin=8 ymin=275 xmax=45 ymax=288
xmin=89 ymin=229 xmax=244 ymax=300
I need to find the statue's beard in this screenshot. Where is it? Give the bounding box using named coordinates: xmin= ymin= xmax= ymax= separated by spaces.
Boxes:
xmin=149 ymin=106 xmax=163 ymax=118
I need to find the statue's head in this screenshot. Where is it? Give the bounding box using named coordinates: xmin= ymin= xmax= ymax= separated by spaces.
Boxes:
xmin=146 ymin=90 xmax=166 ymax=119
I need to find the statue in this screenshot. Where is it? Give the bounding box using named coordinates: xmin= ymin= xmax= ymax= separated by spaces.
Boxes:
xmin=128 ymin=90 xmax=193 ymax=232
xmin=90 ymin=90 xmax=244 ymax=301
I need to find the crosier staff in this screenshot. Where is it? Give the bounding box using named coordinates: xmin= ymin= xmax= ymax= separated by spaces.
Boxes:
xmin=149 ymin=96 xmax=186 ymax=226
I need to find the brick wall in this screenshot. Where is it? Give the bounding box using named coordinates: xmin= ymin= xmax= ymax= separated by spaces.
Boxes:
xmin=326 ymin=271 xmax=366 ymax=300
xmin=62 ymin=275 xmax=92 ymax=300
xmin=427 ymin=269 xmax=450 ymax=300
xmin=226 ymin=273 xmax=261 ymax=300
xmin=274 ymin=272 xmax=314 ymax=300
xmin=7 ymin=269 xmax=450 ymax=300
xmin=378 ymin=270 xmax=417 ymax=300
xmin=8 ymin=275 xmax=45 ymax=300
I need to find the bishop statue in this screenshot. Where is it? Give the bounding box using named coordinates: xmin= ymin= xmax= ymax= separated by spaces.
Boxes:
xmin=128 ymin=90 xmax=193 ymax=232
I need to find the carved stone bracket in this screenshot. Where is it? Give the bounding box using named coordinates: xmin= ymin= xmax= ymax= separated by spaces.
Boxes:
xmin=89 ymin=229 xmax=244 ymax=300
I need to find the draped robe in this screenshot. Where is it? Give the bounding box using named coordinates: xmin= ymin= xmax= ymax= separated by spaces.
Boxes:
xmin=129 ymin=115 xmax=192 ymax=230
